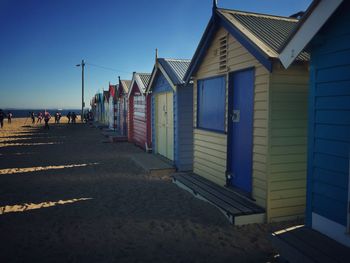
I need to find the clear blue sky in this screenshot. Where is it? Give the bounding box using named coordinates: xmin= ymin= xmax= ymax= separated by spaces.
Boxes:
xmin=0 ymin=0 xmax=312 ymax=109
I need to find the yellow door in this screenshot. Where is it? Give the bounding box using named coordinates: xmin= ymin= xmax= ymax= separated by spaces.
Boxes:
xmin=165 ymin=93 xmax=174 ymax=160
xmin=156 ymin=92 xmax=173 ymax=161
xmin=156 ymin=94 xmax=167 ymax=157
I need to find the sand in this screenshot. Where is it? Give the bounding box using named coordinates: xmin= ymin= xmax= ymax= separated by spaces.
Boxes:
xmin=0 ymin=118 xmax=298 ymax=263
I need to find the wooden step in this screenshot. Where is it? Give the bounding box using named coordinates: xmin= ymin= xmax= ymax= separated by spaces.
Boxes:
xmin=271 ymin=226 xmax=350 ymax=263
xmin=131 ymin=153 xmax=175 ymax=176
xmin=172 ymin=172 xmax=265 ymax=225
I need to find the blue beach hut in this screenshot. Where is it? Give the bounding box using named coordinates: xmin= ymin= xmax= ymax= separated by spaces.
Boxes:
xmin=146 ymin=55 xmax=193 ymax=172
xmin=277 ymin=0 xmax=350 ymax=248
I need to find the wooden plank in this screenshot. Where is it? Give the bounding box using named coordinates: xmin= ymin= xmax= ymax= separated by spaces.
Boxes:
xmin=173 ymin=175 xmax=243 ymax=216
xmin=182 ymin=175 xmax=253 ymax=214
xmin=180 ymin=175 xmax=255 ymax=214
xmin=185 ymin=173 xmax=265 ymax=213
xmin=275 ymin=230 xmax=334 ymax=263
xmin=291 ymin=227 xmax=350 ymax=263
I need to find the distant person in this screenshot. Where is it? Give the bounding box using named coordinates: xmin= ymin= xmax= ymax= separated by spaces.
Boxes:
xmin=67 ymin=112 xmax=71 ymax=124
xmin=71 ymin=112 xmax=77 ymax=124
xmin=58 ymin=112 xmax=62 ymax=123
xmin=7 ymin=111 xmax=12 ymax=124
xmin=30 ymin=112 xmax=35 ymax=124
xmin=0 ymin=109 xmax=4 ymax=128
xmin=44 ymin=111 xmax=51 ymax=129
xmin=88 ymin=111 xmax=93 ymax=122
xmin=55 ymin=112 xmax=60 ymax=124
xmin=37 ymin=112 xmax=43 ymax=123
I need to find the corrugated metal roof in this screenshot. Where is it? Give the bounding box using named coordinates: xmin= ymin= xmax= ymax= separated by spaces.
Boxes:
xmin=218 ymin=9 xmax=310 ymax=61
xmin=137 ymin=73 xmax=151 ymax=90
xmin=120 ymin=80 xmax=131 ymax=93
xmin=158 ymin=58 xmax=191 ymax=85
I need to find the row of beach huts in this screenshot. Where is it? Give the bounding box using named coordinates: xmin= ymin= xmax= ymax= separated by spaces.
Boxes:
xmin=90 ymin=0 xmax=350 ymax=258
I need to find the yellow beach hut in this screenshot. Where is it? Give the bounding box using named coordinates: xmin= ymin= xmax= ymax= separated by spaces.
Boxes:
xmin=184 ymin=2 xmax=310 ymax=222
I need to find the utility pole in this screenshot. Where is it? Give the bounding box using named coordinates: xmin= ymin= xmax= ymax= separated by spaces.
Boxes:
xmin=76 ymin=59 xmax=85 ymax=122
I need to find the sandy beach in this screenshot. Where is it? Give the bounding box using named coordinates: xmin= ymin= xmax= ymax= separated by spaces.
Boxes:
xmin=0 ymin=118 xmax=299 ymax=263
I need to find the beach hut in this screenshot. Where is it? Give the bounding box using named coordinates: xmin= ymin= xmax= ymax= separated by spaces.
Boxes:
xmin=94 ymin=93 xmax=103 ymax=123
xmin=146 ymin=56 xmax=193 ymax=172
xmin=184 ymin=2 xmax=310 ymax=222
xmin=103 ymin=90 xmax=110 ymax=125
xmin=117 ymin=78 xmax=131 ymax=137
xmin=108 ymin=84 xmax=117 ymax=130
xmin=276 ymin=0 xmax=350 ymax=248
xmin=127 ymin=72 xmax=152 ymax=150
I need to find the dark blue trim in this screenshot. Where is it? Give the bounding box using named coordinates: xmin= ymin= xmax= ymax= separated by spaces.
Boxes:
xmin=195 ymin=127 xmax=226 ymax=135
xmin=196 ymin=76 xmax=226 ymax=133
xmin=226 ymin=67 xmax=255 ymax=192
xmin=306 ymin=58 xmax=316 ymax=227
xmin=184 ymin=17 xmax=219 ymax=83
xmin=217 ymin=12 xmax=273 ymax=72
xmin=185 ymin=11 xmax=274 ymax=83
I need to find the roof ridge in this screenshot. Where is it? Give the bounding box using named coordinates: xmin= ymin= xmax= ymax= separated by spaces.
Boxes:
xmin=135 ymin=72 xmax=151 ymax=75
xmin=217 ymin=8 xmax=299 ymax=22
xmin=161 ymin=58 xmax=191 ymax=62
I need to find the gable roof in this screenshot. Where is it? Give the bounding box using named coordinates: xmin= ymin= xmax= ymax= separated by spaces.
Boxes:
xmin=158 ymin=58 xmax=191 ymax=85
xmin=118 ymin=79 xmax=131 ymax=95
xmin=103 ymin=90 xmax=109 ymax=102
xmin=279 ymin=0 xmax=343 ymax=68
xmin=184 ymin=7 xmax=310 ymax=82
xmin=147 ymin=58 xmax=191 ymax=93
xmin=127 ymin=72 xmax=151 ymax=98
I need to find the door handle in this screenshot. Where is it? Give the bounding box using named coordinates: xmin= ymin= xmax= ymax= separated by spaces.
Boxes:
xmin=231 ymin=110 xmax=240 ymax=122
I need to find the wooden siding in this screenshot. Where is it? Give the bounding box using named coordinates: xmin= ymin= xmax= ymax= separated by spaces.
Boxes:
xmin=132 ymin=95 xmax=147 ymax=149
xmin=151 ymin=71 xmax=175 ymax=160
xmin=308 ymin=6 xmax=350 ymax=227
xmin=193 ymin=27 xmax=270 ymax=208
xmin=268 ymin=63 xmax=309 ymax=221
xmin=176 ymin=84 xmax=194 ymax=171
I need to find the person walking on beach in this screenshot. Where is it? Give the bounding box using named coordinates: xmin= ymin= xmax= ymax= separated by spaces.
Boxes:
xmin=31 ymin=112 xmax=35 ymax=124
xmin=44 ymin=111 xmax=51 ymax=129
xmin=37 ymin=112 xmax=43 ymax=123
xmin=0 ymin=109 xmax=4 ymax=128
xmin=55 ymin=112 xmax=60 ymax=124
xmin=71 ymin=112 xmax=77 ymax=124
xmin=67 ymin=112 xmax=71 ymax=124
xmin=7 ymin=112 xmax=12 ymax=124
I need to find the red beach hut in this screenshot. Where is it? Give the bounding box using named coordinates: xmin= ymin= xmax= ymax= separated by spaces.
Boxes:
xmin=127 ymin=72 xmax=152 ymax=151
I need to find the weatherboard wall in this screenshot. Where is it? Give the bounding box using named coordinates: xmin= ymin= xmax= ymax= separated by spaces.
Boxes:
xmin=151 ymin=69 xmax=193 ymax=171
xmin=192 ymin=26 xmax=309 ymax=222
xmin=307 ymin=5 xmax=350 ymax=229
xmin=193 ymin=26 xmax=270 ymax=209
xmin=151 ymin=71 xmax=174 ymax=156
xmin=128 ymin=82 xmax=150 ymax=150
xmin=175 ymin=83 xmax=194 ymax=171
xmin=268 ymin=63 xmax=309 ymax=221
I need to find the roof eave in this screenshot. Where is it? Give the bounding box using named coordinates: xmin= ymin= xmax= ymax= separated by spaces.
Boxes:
xmin=184 ymin=17 xmax=217 ymax=83
xmin=279 ymin=0 xmax=343 ymax=69
xmin=216 ymin=10 xmax=273 ymax=72
xmin=185 ymin=10 xmax=275 ymax=83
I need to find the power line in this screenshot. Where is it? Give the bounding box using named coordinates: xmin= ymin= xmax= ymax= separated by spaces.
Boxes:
xmin=85 ymin=62 xmax=132 ymax=74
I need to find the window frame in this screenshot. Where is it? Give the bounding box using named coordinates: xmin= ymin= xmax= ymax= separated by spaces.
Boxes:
xmin=196 ymin=75 xmax=226 ymax=134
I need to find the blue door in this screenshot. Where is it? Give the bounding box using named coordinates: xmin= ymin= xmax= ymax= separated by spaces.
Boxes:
xmin=228 ymin=68 xmax=254 ymax=193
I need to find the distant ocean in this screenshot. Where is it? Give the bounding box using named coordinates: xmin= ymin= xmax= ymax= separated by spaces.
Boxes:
xmin=2 ymin=109 xmax=81 ymax=118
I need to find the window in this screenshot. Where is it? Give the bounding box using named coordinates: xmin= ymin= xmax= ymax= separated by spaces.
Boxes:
xmin=197 ymin=76 xmax=226 ymax=132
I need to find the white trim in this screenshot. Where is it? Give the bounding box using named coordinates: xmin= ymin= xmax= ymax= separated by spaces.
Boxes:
xmin=146 ymin=62 xmax=176 ymax=94
xmin=312 ymin=212 xmax=350 ymax=247
xmin=279 ymin=0 xmax=343 ymax=68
